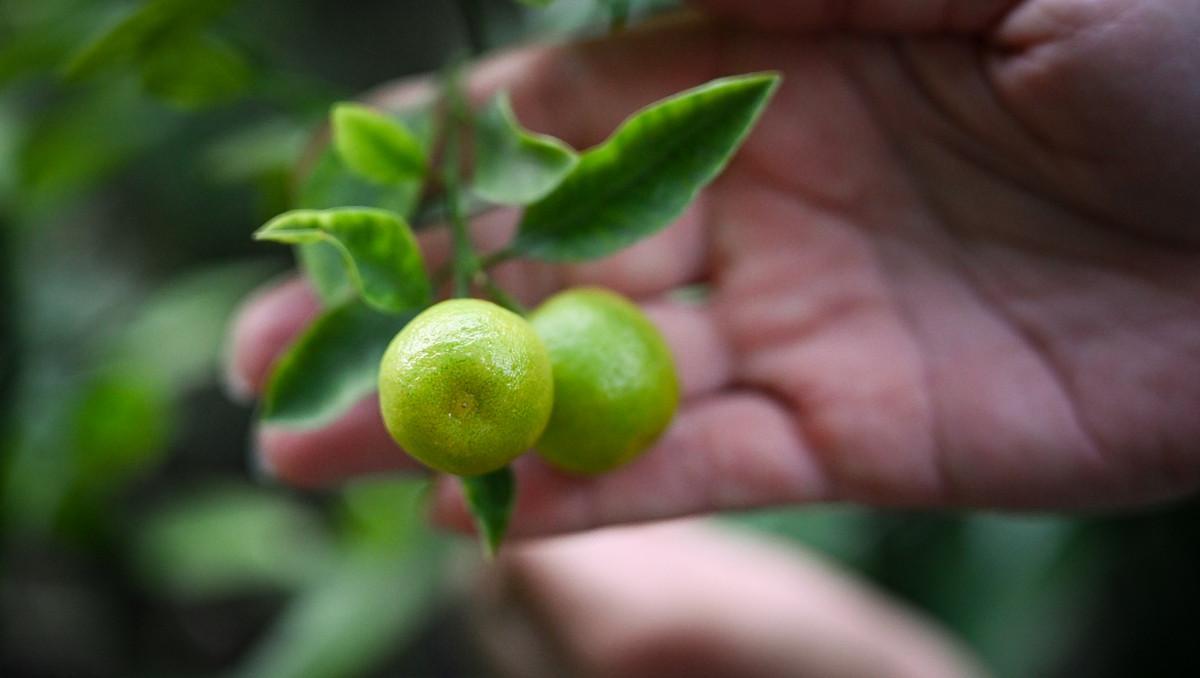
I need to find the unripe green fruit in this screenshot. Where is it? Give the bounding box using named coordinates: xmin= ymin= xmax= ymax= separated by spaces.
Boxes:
xmin=530 ymin=288 xmax=679 ymax=474
xmin=378 ymin=299 xmax=553 ymax=476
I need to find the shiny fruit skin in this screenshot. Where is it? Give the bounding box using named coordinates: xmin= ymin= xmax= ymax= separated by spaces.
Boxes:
xmin=530 ymin=288 xmax=679 ymax=474
xmin=378 ymin=299 xmax=553 ymax=476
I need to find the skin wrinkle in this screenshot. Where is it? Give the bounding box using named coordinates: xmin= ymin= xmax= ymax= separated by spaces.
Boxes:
xmin=687 ymin=394 xmax=819 ymax=508
xmin=871 ymin=23 xmax=1200 ymax=503
xmin=961 ymin=248 xmax=1200 ymax=496
xmin=885 ymin=40 xmax=1200 ymax=299
xmin=702 ymin=35 xmax=946 ymax=504
xmin=737 ymin=379 xmax=843 ymax=502
xmin=824 ymin=38 xmax=1004 ymax=504
xmin=854 ymin=44 xmax=1112 ymax=502
xmin=945 ymin=235 xmax=1112 ymax=493
xmin=688 ymin=22 xmax=841 ymax=504
xmin=990 ymin=1 xmax=1200 ymax=243
xmin=709 ymin=200 xmax=879 ymax=499
xmin=775 ymin=44 xmax=948 ymax=503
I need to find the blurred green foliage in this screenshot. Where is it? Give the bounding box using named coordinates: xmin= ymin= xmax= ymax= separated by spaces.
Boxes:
xmin=0 ymin=1 xmax=1197 ymax=677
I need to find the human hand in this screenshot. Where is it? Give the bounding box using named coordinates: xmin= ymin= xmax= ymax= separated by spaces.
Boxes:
xmin=228 ymin=0 xmax=1200 ymax=535
xmin=471 ymin=520 xmax=981 ymax=678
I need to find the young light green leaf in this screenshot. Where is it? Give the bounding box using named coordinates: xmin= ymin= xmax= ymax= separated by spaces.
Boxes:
xmin=139 ymin=33 xmax=250 ymax=108
xmin=255 ymin=208 xmax=431 ymax=313
xmin=296 ymin=241 xmax=354 ymax=306
xmin=261 ymin=301 xmax=415 ymax=427
xmin=298 ymin=150 xmax=416 ymax=305
xmin=297 ymin=111 xmax=432 ymax=306
xmin=461 ymin=466 xmax=515 ymax=558
xmin=332 ymin=103 xmax=427 ymax=185
xmin=473 ymin=92 xmax=578 ymax=205
xmin=299 ymin=148 xmax=425 ymax=217
xmin=297 ymin=150 xmax=416 ymax=306
xmin=513 ymin=73 xmax=780 ymax=261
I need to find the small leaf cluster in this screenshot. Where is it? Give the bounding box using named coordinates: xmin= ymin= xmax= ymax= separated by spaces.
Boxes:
xmin=254 ymin=72 xmax=779 ymax=550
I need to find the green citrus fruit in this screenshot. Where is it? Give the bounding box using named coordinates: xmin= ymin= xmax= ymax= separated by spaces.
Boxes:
xmin=378 ymin=298 xmax=553 ymax=476
xmin=529 ymin=288 xmax=679 ymax=474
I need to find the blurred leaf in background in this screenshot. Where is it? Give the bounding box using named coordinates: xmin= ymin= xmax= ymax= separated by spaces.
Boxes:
xmin=1 ymin=2 xmax=1198 ymax=678
xmin=235 ymin=478 xmax=450 ymax=678
xmin=133 ymin=483 xmax=336 ymax=599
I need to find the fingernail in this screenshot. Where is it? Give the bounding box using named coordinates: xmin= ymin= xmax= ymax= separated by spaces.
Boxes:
xmin=223 ymin=364 xmax=254 ymax=405
xmin=249 ymin=423 xmax=279 ymax=484
xmin=427 ymin=475 xmax=475 ymax=533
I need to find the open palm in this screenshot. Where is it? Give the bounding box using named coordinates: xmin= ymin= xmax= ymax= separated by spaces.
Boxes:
xmin=229 ymin=0 xmax=1200 ymax=536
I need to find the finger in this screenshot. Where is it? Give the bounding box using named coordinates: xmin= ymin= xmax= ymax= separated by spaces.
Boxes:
xmin=224 ymin=277 xmax=321 ymax=399
xmin=640 ymin=298 xmax=733 ymax=398
xmin=256 ymin=396 xmax=422 ymax=488
xmin=475 ymin=521 xmax=982 ymax=678
xmin=692 ymin=0 xmax=1016 ymax=34
xmin=432 ymin=391 xmax=830 ymax=537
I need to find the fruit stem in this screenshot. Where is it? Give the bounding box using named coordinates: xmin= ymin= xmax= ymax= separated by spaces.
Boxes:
xmin=478 ymin=248 xmax=514 ymax=270
xmin=441 ymin=63 xmax=480 ymax=298
xmin=446 ymin=180 xmax=477 ymax=298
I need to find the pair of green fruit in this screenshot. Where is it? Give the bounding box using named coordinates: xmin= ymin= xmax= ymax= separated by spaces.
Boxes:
xmin=378 ymin=288 xmax=678 ymax=476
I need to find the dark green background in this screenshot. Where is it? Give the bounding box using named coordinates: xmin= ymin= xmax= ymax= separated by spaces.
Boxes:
xmin=1 ymin=1 xmax=1196 ymax=676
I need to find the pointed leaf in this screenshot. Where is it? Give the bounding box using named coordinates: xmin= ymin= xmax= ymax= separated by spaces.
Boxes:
xmin=473 ymin=92 xmax=577 ymax=205
xmin=461 ymin=466 xmax=515 ymax=558
xmin=513 ymin=73 xmax=780 ymax=261
xmin=332 ymin=103 xmax=426 ymax=185
xmin=296 ymin=109 xmax=433 ymax=306
xmin=255 ymin=208 xmax=431 ymax=313
xmin=297 ymin=149 xmax=425 ymax=305
xmin=261 ymin=301 xmax=415 ymax=427
xmin=296 ymin=240 xmax=355 ymax=306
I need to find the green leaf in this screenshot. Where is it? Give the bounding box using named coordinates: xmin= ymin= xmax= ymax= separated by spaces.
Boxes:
xmin=340 ymin=478 xmax=432 ymax=549
xmin=205 ymin=119 xmax=309 ymax=184
xmin=297 ymin=150 xmax=423 ymax=304
xmin=261 ymin=301 xmax=414 ymax=427
xmin=296 ymin=241 xmax=354 ymax=306
xmin=64 ymin=0 xmax=235 ymax=79
xmin=514 ymin=73 xmax=780 ymax=261
xmin=300 ymin=131 xmax=429 ymax=216
xmin=473 ymin=92 xmax=577 ymax=205
xmin=235 ymin=546 xmax=442 ymax=678
xmin=236 ymin=484 xmax=443 ymax=678
xmin=461 ymin=466 xmax=516 ymax=558
xmin=111 ymin=260 xmax=276 ymax=393
xmin=297 ymin=111 xmax=431 ymax=306
xmin=255 ymin=208 xmax=431 ymax=313
xmin=139 ymin=32 xmax=250 ymax=108
xmin=332 ymin=103 xmax=427 ymax=185
xmin=515 ymin=0 xmax=556 ymax=6
xmin=70 ymin=370 xmax=172 ymax=485
xmin=133 ymin=485 xmax=334 ymax=599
